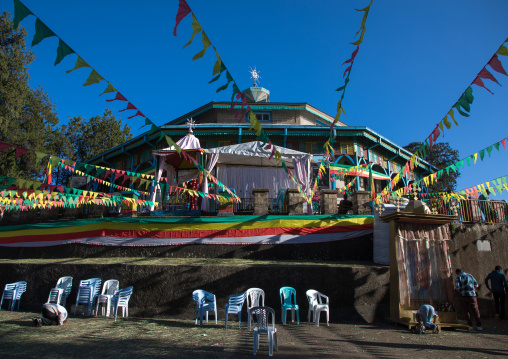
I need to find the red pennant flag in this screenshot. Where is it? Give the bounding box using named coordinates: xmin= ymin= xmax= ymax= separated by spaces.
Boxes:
xmin=487 ymin=54 xmax=507 ymax=76
xmin=472 ymin=76 xmax=493 ymax=94
xmin=173 ymin=0 xmax=191 ymax=36
xmin=501 ymin=138 xmax=507 ymax=150
xmin=15 ymin=147 xmax=30 ymax=158
xmin=343 ymin=45 xmax=359 ymax=65
xmin=119 ymin=102 xmax=137 ymax=112
xmin=0 ymin=142 xmax=14 ymax=152
xmin=478 ymin=67 xmax=501 ymax=86
xmin=106 ymin=92 xmax=128 ymax=102
xmin=127 ymin=110 xmax=145 ymax=119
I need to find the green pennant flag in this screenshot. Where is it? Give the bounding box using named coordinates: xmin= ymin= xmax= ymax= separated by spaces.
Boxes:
xmin=54 ymin=39 xmax=75 ymax=66
xmin=216 ymin=71 xmax=233 ymax=93
xmin=494 ymin=142 xmax=500 ymax=152
xmin=139 ymin=117 xmax=154 ymax=130
xmin=183 ymin=14 xmax=202 ymax=49
xmin=99 ymin=82 xmax=116 ymax=96
xmin=64 ymin=159 xmax=74 ymax=166
xmin=335 ymin=77 xmax=350 ymax=92
xmin=479 ymin=149 xmax=485 ymax=160
xmin=257 ymin=130 xmax=270 ymax=144
xmin=231 ymin=83 xmax=240 ymax=102
xmin=192 ymin=32 xmax=211 ymax=60
xmin=486 ymin=145 xmax=493 ymax=157
xmin=165 ymin=136 xmax=181 ymax=153
xmin=95 ymin=168 xmax=106 ymax=177
xmin=449 ymin=164 xmax=457 ymax=173
xmin=13 ymin=0 xmax=33 ymax=30
xmin=65 ymin=187 xmax=72 ymax=194
xmin=66 ymin=57 xmax=91 ymax=74
xmin=32 ymin=18 xmax=56 ymax=46
xmin=147 ymin=124 xmax=159 ymax=136
xmin=35 ymin=151 xmax=47 ymax=163
xmin=25 ymin=181 xmax=33 ymax=189
xmin=466 ymin=156 xmax=471 ymax=167
xmin=209 ymin=62 xmax=226 ymax=84
xmin=83 ymin=70 xmax=105 ymax=86
xmin=83 ymin=164 xmax=94 ymax=173
xmin=497 ymin=45 xmax=508 ymax=57
xmin=437 ymin=169 xmax=443 ymax=178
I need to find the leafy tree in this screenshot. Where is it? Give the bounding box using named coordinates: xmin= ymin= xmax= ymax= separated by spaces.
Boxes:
xmin=0 ymin=12 xmax=61 ymax=180
xmin=404 ymin=141 xmax=460 ymax=192
xmin=62 ymin=109 xmax=132 ymax=163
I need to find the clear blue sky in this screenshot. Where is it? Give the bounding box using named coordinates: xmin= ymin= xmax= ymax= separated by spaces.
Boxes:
xmin=3 ymin=0 xmax=508 ymax=200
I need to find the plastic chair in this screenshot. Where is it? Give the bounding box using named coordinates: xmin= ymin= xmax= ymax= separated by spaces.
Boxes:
xmin=306 ymin=289 xmax=329 ymax=326
xmin=271 ymin=190 xmax=285 ymax=213
xmin=47 ymin=288 xmax=64 ymax=305
xmin=74 ymin=278 xmax=101 ymax=316
xmin=246 ymin=288 xmax=265 ymax=330
xmin=112 ymin=286 xmax=133 ymax=321
xmin=280 ymin=286 xmax=299 ymax=325
xmin=1 ymin=281 xmax=27 ymax=311
xmin=225 ymin=292 xmax=247 ymax=329
xmin=55 ymin=276 xmax=73 ymax=307
xmin=249 ymin=306 xmax=278 ymax=356
xmin=95 ymin=279 xmax=119 ymax=317
xmin=192 ymin=289 xmax=217 ymax=326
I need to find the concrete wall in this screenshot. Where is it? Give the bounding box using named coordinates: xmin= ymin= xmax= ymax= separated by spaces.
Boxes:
xmin=449 ymin=223 xmax=508 ymax=318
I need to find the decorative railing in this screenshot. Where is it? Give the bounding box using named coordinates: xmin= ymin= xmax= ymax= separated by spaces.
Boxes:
xmin=430 ymin=198 xmax=508 ymax=224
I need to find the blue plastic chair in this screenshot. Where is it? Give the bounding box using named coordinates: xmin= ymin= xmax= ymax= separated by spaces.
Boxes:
xmin=193 ymin=289 xmax=217 ymax=326
xmin=225 ymin=292 xmax=247 ymax=329
xmin=74 ymin=278 xmax=101 ymax=316
xmin=1 ymin=281 xmax=27 ymax=311
xmin=280 ymin=286 xmax=299 ymax=325
xmin=271 ymin=189 xmax=285 ymax=213
xmin=112 ymin=286 xmax=133 ymax=321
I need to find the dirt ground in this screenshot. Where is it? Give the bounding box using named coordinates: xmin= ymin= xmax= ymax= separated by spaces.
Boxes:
xmin=1 ymin=311 xmax=508 ymax=358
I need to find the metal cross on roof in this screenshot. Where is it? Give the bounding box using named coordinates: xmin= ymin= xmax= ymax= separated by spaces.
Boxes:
xmin=185 ymin=118 xmax=196 ymax=132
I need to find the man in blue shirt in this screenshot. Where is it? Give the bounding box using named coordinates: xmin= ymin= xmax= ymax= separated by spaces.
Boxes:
xmin=455 ymin=268 xmax=482 ymax=331
xmin=485 ymin=265 xmax=508 ymax=320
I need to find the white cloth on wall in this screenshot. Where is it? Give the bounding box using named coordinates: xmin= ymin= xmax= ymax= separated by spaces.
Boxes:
xmin=217 ymin=165 xmax=296 ymax=198
xmin=201 ymin=154 xmax=219 ymax=211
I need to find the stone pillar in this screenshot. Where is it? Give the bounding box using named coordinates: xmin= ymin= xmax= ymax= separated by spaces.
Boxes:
xmin=285 ymin=188 xmax=304 ymax=215
xmin=320 ymin=189 xmax=338 ymax=214
xmin=351 ymin=190 xmax=372 ymax=215
xmin=252 ymin=188 xmax=269 ymax=215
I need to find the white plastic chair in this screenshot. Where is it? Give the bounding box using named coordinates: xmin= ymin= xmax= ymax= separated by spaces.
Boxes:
xmin=112 ymin=286 xmax=133 ymax=321
xmin=74 ymin=278 xmax=101 ymax=316
xmin=225 ymin=292 xmax=247 ymax=329
xmin=1 ymin=281 xmax=27 ymax=311
xmin=246 ymin=288 xmax=265 ymax=330
xmin=306 ymin=289 xmax=329 ymax=326
xmin=192 ymin=289 xmax=217 ymax=326
xmin=95 ymin=279 xmax=119 ymax=317
xmin=250 ymin=306 xmax=278 ymax=356
xmin=55 ymin=276 xmax=73 ymax=307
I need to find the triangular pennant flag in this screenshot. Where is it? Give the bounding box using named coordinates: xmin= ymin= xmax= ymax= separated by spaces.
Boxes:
xmin=209 ymin=62 xmax=226 ymax=84
xmin=32 ymin=18 xmax=56 ymax=46
xmin=501 ymin=138 xmax=507 ymax=150
xmin=54 ymin=39 xmax=75 ymax=66
xmin=216 ymin=71 xmax=233 ymax=93
xmin=472 ymin=76 xmax=493 ymax=94
xmin=15 ymin=147 xmax=29 ymax=158
xmin=497 ymin=45 xmax=508 ymax=57
xmin=119 ymin=102 xmax=137 ymax=112
xmin=66 ymin=57 xmax=91 ymax=74
xmin=105 ymin=92 xmax=128 ymax=102
xmin=99 ymin=82 xmax=117 ymax=96
xmin=183 ymin=13 xmax=202 ymax=49
xmin=479 ymin=149 xmax=485 ymax=160
xmin=127 ymin=110 xmax=145 ymax=120
xmin=488 ymin=53 xmax=507 ymax=76
xmin=173 ymin=0 xmax=192 ymax=36
xmin=466 ymin=156 xmax=471 ymax=167
xmin=494 ymin=142 xmax=500 ymax=152
xmin=13 ymin=0 xmax=33 ymax=30
xmin=83 ymin=70 xmax=105 ymax=86
xmin=192 ymin=32 xmax=211 ymax=60
xmin=486 ymin=145 xmax=493 ymax=157
xmin=478 ymin=67 xmax=501 ymax=86
xmin=0 ymin=142 xmax=14 ymax=152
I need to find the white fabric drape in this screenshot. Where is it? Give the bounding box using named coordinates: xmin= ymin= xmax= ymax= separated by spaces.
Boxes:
xmin=201 ymin=154 xmax=219 ymax=211
xmin=217 ymin=165 xmax=296 ymax=198
xmin=293 ymin=158 xmax=313 ymax=214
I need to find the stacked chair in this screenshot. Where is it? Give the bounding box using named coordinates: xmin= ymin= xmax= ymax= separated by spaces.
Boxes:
xmin=111 ymin=286 xmax=133 ymax=321
xmin=0 ymin=281 xmax=27 ymax=311
xmin=74 ymin=278 xmax=101 ymax=316
xmin=96 ymin=280 xmax=120 ymax=317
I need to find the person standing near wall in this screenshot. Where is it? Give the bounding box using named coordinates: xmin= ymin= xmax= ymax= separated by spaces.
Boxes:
xmin=485 ymin=265 xmax=508 ymax=321
xmin=455 ymin=268 xmax=482 ymax=331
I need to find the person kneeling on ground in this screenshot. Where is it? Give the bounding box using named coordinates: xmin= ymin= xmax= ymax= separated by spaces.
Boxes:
xmin=415 ymin=304 xmax=439 ymax=333
xmin=33 ymin=303 xmax=67 ymax=326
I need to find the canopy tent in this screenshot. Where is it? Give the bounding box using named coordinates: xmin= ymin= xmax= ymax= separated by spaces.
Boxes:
xmin=329 ymin=163 xmax=391 ymax=180
xmin=204 ymin=141 xmax=312 ymax=168
xmin=203 ymin=142 xmax=313 ymax=209
xmin=149 ymin=132 xmax=204 ymax=206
